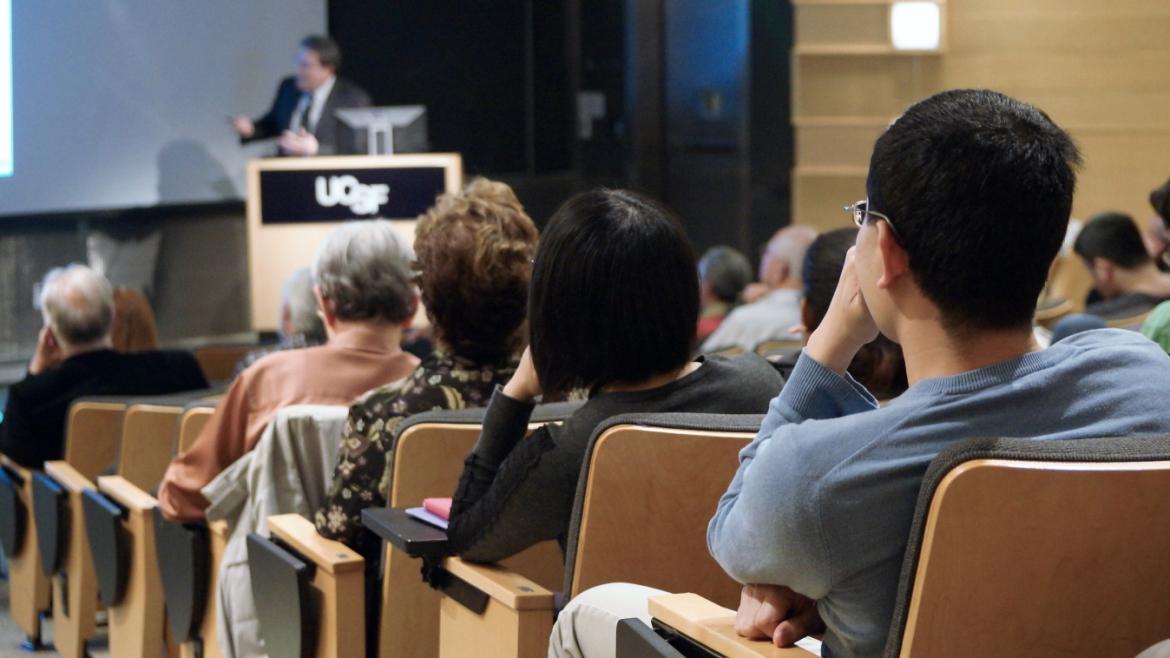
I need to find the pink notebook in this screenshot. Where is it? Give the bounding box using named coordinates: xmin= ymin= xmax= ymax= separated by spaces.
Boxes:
xmin=423 ymin=497 xmax=452 ymax=520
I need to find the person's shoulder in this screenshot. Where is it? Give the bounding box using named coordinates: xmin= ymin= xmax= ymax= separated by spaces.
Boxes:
xmin=705 ymin=352 xmax=784 ymax=382
xmin=333 ymin=77 xmax=370 ymax=103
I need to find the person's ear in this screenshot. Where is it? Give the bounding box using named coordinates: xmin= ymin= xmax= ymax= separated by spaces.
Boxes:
xmin=45 ymin=326 xmax=58 ymax=350
xmin=875 ymin=222 xmax=909 ymax=290
xmin=314 ymin=286 xmax=337 ymax=330
xmin=1091 ymin=257 xmax=1114 ymax=285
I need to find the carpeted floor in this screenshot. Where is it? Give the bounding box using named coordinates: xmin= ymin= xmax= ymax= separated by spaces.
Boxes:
xmin=0 ymin=582 xmax=110 ymax=658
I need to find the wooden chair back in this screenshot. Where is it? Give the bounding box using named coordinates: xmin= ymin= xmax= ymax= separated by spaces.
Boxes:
xmin=565 ymin=414 xmax=760 ymax=607
xmin=117 ymin=403 xmax=185 ymax=491
xmin=1106 ymin=310 xmax=1151 ymax=330
xmin=193 ymin=344 xmax=255 ymax=382
xmin=64 ymin=400 xmax=128 ymax=481
xmin=753 ymin=339 xmax=803 ymax=356
xmin=177 ymin=403 xmax=217 ymax=453
xmin=379 ymin=405 xmax=580 ymax=658
xmin=889 ymin=436 xmax=1170 ymax=658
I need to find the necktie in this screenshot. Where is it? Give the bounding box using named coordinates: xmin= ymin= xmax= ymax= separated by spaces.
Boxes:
xmin=296 ymin=93 xmax=314 ymax=132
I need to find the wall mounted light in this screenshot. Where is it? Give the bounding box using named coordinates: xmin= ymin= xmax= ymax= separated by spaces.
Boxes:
xmin=890 ymin=2 xmax=943 ymax=51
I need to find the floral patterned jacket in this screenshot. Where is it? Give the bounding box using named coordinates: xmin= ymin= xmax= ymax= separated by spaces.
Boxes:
xmin=314 ymin=349 xmax=517 ymax=549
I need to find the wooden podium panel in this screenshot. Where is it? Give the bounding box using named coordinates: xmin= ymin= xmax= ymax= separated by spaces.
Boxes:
xmin=246 ymin=153 xmax=462 ymax=332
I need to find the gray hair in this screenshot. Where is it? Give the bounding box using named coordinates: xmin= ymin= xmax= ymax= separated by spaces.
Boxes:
xmin=281 ymin=268 xmax=326 ymax=341
xmin=39 ymin=264 xmax=115 ymax=347
xmin=698 ymin=246 xmax=753 ymax=303
xmin=312 ymin=220 xmax=414 ymax=324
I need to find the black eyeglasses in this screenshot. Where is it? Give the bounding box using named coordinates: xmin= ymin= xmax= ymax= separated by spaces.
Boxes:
xmin=843 ymin=200 xmax=897 ymax=237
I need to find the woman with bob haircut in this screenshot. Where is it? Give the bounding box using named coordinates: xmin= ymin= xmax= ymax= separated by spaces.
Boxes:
xmin=447 ymin=188 xmax=784 ymax=562
xmin=314 ymin=178 xmax=538 ymax=553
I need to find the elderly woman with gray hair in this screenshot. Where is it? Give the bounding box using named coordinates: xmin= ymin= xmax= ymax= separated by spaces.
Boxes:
xmin=158 ymin=220 xmax=421 ymax=522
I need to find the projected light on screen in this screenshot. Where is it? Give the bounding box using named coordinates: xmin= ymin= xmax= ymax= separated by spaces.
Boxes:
xmin=0 ymin=0 xmax=10 ymax=177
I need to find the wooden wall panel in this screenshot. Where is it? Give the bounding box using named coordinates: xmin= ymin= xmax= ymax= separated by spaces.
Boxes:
xmin=793 ymin=0 xmax=1170 ymax=229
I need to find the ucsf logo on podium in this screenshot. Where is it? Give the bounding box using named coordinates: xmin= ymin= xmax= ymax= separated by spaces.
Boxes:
xmin=315 ymin=175 xmax=390 ymax=215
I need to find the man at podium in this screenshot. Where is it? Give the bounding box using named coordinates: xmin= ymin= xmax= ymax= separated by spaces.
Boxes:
xmin=230 ymin=35 xmax=371 ymax=156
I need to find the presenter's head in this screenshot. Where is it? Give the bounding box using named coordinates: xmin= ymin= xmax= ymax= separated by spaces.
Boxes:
xmin=296 ymin=35 xmax=341 ymax=92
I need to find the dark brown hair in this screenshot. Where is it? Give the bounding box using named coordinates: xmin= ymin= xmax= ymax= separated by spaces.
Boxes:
xmin=414 ymin=178 xmax=538 ymax=360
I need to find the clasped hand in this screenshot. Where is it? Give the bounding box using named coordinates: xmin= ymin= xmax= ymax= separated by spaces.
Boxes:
xmin=735 ymin=584 xmax=824 ymax=647
xmin=277 ymin=128 xmax=320 ymax=156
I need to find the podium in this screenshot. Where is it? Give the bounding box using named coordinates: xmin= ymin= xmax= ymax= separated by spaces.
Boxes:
xmin=245 ymin=153 xmax=462 ymax=332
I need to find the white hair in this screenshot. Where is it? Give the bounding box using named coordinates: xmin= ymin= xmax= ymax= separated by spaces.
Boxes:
xmin=312 ymin=220 xmax=415 ymax=323
xmin=39 ymin=264 xmax=115 ymax=347
xmin=281 ymin=267 xmax=325 ymax=340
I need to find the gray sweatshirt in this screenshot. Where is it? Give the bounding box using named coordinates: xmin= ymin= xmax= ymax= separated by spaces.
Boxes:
xmin=708 ymin=329 xmax=1170 ymax=658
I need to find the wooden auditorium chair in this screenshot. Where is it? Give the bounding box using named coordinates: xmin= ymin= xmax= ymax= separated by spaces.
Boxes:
xmin=193 ymin=343 xmax=257 ymax=384
xmin=367 ymin=412 xmax=762 ymax=658
xmin=48 ymin=393 xmax=212 ymax=655
xmin=618 ymin=435 xmax=1170 ymax=658
xmin=251 ymin=403 xmax=581 ymax=658
xmin=0 ymin=397 xmax=127 ymax=650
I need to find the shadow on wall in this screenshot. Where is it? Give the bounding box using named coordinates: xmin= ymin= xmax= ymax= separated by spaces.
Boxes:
xmin=156 ymin=139 xmax=239 ymax=204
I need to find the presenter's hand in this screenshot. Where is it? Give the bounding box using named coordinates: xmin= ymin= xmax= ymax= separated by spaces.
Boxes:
xmin=29 ymin=327 xmax=64 ymax=376
xmin=804 ymin=247 xmax=879 ymax=375
xmin=230 ymin=115 xmax=255 ymax=139
xmin=734 ymin=584 xmax=824 ymax=648
xmin=502 ymin=347 xmax=542 ymax=403
xmin=278 ymin=128 xmax=320 ymax=156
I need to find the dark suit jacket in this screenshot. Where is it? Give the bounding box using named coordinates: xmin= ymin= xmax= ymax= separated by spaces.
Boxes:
xmin=0 ymin=349 xmax=209 ymax=468
xmin=244 ymin=76 xmax=372 ymax=155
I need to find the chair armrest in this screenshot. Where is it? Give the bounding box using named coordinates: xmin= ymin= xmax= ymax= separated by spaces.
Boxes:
xmin=442 ymin=557 xmax=554 ymax=612
xmin=97 ymin=475 xmax=156 ymax=512
xmin=0 ymin=456 xmax=31 ymax=482
xmin=362 ymin=507 xmax=449 ymax=560
xmin=647 ymin=594 xmax=818 ymax=658
xmin=43 ymin=461 xmax=95 ymax=493
xmin=267 ymin=513 xmax=364 ymax=574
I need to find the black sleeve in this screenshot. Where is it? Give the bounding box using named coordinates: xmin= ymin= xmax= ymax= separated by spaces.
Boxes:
xmin=447 ymin=390 xmax=578 ymax=563
xmin=245 ymin=79 xmax=288 ymax=143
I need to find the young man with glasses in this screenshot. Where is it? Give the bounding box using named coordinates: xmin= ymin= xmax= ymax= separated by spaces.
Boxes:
xmin=549 ymin=89 xmax=1170 ymax=658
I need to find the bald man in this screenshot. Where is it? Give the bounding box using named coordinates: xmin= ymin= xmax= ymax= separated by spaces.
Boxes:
xmin=700 ymin=226 xmax=818 ymax=353
xmin=0 ymin=265 xmax=208 ymax=468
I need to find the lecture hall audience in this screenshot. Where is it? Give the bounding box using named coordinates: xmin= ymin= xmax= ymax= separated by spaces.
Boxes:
xmin=445 ymin=188 xmax=785 ymax=563
xmin=1074 ymin=211 xmax=1170 ymax=321
xmin=700 ymin=225 xmax=817 ymax=352
xmin=551 ymin=89 xmax=1170 ymax=658
xmin=157 ymin=220 xmax=420 ymax=521
xmin=695 ymin=245 xmax=753 ymax=344
xmin=314 ymin=178 xmax=538 ymax=556
xmin=231 ymin=267 xmax=326 ymax=378
xmin=0 ymin=264 xmax=207 ymax=468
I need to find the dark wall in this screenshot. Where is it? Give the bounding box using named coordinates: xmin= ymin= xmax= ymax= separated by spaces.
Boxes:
xmin=330 ymin=1 xmax=573 ymax=177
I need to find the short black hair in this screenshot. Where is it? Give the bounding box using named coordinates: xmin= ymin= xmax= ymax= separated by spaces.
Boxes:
xmin=301 ymin=34 xmax=341 ymax=70
xmin=802 ymin=228 xmax=859 ymax=328
xmin=529 ymin=189 xmax=698 ymax=394
xmin=699 ymin=246 xmax=753 ymax=303
xmin=1151 ymin=178 xmax=1170 ymax=228
xmin=1074 ymin=212 xmax=1150 ymax=270
xmin=867 ymin=89 xmax=1081 ymax=332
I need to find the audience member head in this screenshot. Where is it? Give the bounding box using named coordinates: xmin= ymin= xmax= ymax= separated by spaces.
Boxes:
xmin=1073 ymin=212 xmax=1152 ymax=298
xmin=414 ymin=178 xmax=539 ymax=360
xmin=802 ymin=228 xmax=907 ymax=398
xmin=39 ymin=264 xmax=115 ymax=352
xmin=1145 ymin=179 xmax=1170 ymax=263
xmin=529 ymin=189 xmax=697 ymax=395
xmin=759 ymin=226 xmax=817 ymax=290
xmin=280 ymin=268 xmax=326 ymax=342
xmin=698 ymin=246 xmax=753 ymax=307
xmin=1151 ymin=178 xmax=1170 ymax=229
xmin=861 ymin=89 xmax=1081 ymax=340
xmin=296 ymin=35 xmax=341 ymax=92
xmin=312 ymin=220 xmax=415 ymax=334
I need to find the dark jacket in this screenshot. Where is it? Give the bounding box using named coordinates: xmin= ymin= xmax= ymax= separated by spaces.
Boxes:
xmin=0 ymin=349 xmax=209 ymax=468
xmin=244 ymin=76 xmax=372 ymax=155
